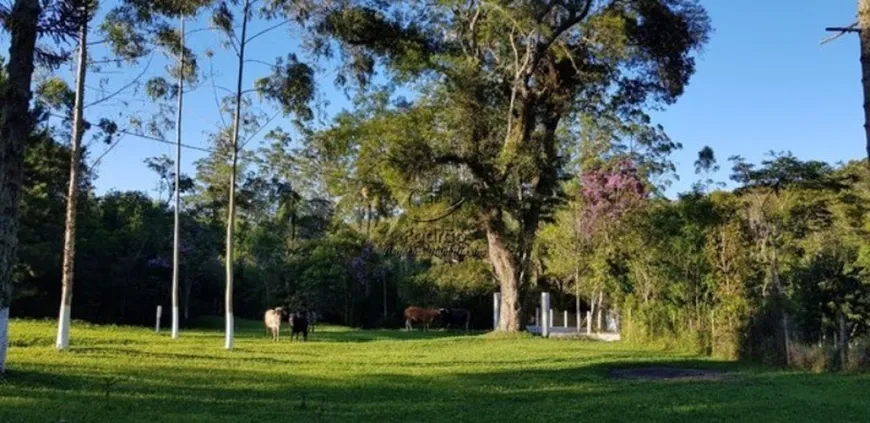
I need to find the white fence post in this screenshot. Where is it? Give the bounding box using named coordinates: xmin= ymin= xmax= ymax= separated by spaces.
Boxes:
xmin=493 ymin=292 xmax=501 ymax=330
xmin=563 ymin=310 xmax=568 ymax=328
xmin=586 ymin=310 xmax=592 ymax=335
xmin=155 ymin=305 xmax=163 ymax=333
xmin=549 ymin=309 xmax=554 ymax=329
xmin=541 ymin=293 xmax=550 ymax=338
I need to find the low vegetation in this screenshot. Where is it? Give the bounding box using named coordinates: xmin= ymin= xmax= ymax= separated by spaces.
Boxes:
xmin=2 ymin=319 xmax=870 ymax=422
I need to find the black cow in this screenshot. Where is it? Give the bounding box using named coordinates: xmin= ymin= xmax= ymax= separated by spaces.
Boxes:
xmin=289 ymin=311 xmax=309 ymax=341
xmin=439 ymin=308 xmax=471 ymax=331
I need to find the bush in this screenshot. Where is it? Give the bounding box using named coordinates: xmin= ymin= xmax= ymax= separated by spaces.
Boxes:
xmin=789 ymin=343 xmax=837 ymax=373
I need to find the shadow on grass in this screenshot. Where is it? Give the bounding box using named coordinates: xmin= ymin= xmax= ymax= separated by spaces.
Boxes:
xmin=3 ymin=357 xmax=869 ymax=422
xmin=309 ymin=329 xmax=481 ymax=343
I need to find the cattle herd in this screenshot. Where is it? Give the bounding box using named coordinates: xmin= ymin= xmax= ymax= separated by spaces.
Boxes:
xmin=264 ymin=305 xmax=471 ymax=340
xmin=263 ymin=308 xmax=317 ymax=342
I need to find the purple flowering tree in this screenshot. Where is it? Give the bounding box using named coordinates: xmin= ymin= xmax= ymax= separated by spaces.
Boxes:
xmin=580 ymin=159 xmax=647 ymax=239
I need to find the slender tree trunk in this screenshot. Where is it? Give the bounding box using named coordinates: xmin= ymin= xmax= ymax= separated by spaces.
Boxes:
xmin=839 ymin=309 xmax=849 ymax=368
xmin=183 ymin=276 xmax=192 ymax=320
xmin=860 ymin=0 xmax=870 ymax=166
xmin=171 ymin=16 xmax=185 ymax=340
xmin=57 ymin=15 xmax=88 ymax=351
xmin=596 ymin=290 xmax=603 ymax=332
xmin=382 ymin=269 xmax=388 ymax=320
xmin=486 ymin=222 xmax=521 ymax=332
xmin=224 ymin=0 xmax=250 ymax=350
xmin=0 ymin=0 xmax=41 ymax=374
xmin=574 ymin=271 xmax=580 ymax=332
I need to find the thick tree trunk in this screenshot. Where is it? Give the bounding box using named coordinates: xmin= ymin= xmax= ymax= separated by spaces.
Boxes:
xmin=0 ymin=0 xmax=40 ymax=373
xmin=0 ymin=0 xmax=40 ymax=372
xmin=860 ymin=0 xmax=870 ymax=166
xmin=57 ymin=17 xmax=88 ymax=351
xmin=224 ymin=0 xmax=250 ymax=350
xmin=486 ymin=224 xmax=521 ymax=332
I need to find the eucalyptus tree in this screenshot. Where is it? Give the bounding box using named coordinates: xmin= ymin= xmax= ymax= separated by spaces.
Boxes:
xmin=49 ymin=0 xmax=213 ymax=349
xmin=302 ymin=0 xmax=710 ymax=331
xmin=204 ymin=0 xmax=315 ymax=349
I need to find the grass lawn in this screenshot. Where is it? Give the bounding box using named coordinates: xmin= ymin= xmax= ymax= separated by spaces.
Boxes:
xmin=1 ymin=319 xmax=869 ymax=422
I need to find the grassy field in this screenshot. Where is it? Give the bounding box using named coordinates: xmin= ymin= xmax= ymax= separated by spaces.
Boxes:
xmin=1 ymin=319 xmax=869 ymax=422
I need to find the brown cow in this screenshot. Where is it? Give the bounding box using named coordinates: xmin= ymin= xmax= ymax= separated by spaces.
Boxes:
xmin=404 ymin=306 xmax=440 ymax=331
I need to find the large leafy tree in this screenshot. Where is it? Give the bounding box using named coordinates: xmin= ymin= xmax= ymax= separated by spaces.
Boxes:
xmin=305 ymin=0 xmax=710 ymax=330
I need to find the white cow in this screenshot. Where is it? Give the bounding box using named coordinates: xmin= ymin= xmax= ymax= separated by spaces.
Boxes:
xmin=264 ymin=307 xmax=285 ymax=341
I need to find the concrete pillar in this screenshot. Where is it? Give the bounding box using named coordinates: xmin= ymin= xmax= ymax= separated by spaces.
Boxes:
xmin=155 ymin=305 xmax=163 ymax=333
xmin=563 ymin=310 xmax=568 ymax=328
xmin=493 ymin=292 xmax=500 ymax=330
xmin=549 ymin=309 xmax=554 ymax=329
xmin=541 ymin=293 xmax=550 ymax=338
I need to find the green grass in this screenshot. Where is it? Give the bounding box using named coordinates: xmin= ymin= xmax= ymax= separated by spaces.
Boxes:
xmin=2 ymin=319 xmax=869 ymax=422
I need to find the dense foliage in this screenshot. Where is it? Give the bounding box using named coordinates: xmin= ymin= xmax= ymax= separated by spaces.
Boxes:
xmin=3 ymin=1 xmax=869 ymax=372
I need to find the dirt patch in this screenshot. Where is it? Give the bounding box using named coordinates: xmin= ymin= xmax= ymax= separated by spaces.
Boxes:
xmin=610 ymin=366 xmax=727 ymax=381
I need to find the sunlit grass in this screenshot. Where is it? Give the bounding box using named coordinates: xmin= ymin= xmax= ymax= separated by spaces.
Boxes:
xmin=2 ymin=319 xmax=868 ymax=422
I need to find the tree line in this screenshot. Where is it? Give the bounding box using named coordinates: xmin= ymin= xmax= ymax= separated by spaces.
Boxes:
xmin=1 ymin=0 xmax=868 ymax=374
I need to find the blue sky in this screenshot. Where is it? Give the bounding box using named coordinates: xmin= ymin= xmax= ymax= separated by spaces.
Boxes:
xmin=32 ymin=1 xmax=869 ymax=198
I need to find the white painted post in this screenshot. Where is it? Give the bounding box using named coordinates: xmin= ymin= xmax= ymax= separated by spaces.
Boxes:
xmin=541 ymin=293 xmax=550 ymax=338
xmin=563 ymin=310 xmax=568 ymax=328
xmin=155 ymin=305 xmax=163 ymax=333
xmin=549 ymin=309 xmax=554 ymax=329
xmin=493 ymin=292 xmax=501 ymax=329
xmin=586 ymin=311 xmax=592 ymax=335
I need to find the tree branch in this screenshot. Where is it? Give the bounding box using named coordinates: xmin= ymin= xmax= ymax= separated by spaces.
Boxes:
xmin=118 ymin=129 xmax=214 ymax=153
xmin=410 ymin=198 xmax=467 ymax=223
xmin=822 ymin=22 xmax=859 ymax=45
xmin=246 ymin=19 xmax=291 ymax=44
xmin=84 ymin=53 xmax=154 ymax=109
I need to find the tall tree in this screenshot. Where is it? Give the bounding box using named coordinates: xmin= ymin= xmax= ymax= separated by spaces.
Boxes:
xmin=56 ymin=1 xmax=90 ymax=350
xmin=207 ymin=0 xmax=315 ymax=348
xmin=0 ymin=0 xmax=41 ymax=373
xmin=171 ymin=15 xmax=186 ymax=340
xmin=307 ymin=0 xmax=710 ymax=331
xmin=861 ymin=0 xmax=870 ymax=167
xmin=53 ymin=0 xmax=208 ymax=349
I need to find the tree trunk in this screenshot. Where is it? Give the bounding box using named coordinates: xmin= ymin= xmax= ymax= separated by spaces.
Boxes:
xmin=574 ymin=271 xmax=580 ymax=332
xmin=860 ymin=0 xmax=870 ymax=166
xmin=486 ymin=224 xmax=521 ymax=332
xmin=171 ymin=15 xmax=185 ymax=340
xmin=57 ymin=16 xmax=88 ymax=351
xmin=183 ymin=276 xmax=192 ymax=321
xmin=596 ymin=290 xmax=604 ymax=332
xmin=0 ymin=0 xmax=41 ymax=374
xmin=382 ymin=269 xmax=388 ymax=320
xmin=224 ymin=0 xmax=250 ymax=350
xmin=839 ymin=309 xmax=849 ymax=369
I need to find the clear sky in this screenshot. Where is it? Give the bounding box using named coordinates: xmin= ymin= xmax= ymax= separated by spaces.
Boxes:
xmin=49 ymin=1 xmax=868 ymax=198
